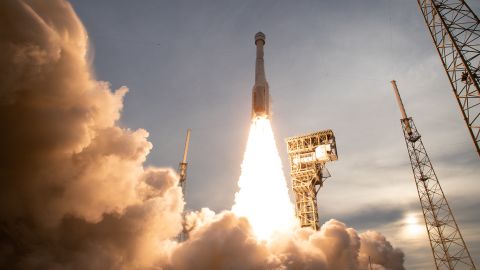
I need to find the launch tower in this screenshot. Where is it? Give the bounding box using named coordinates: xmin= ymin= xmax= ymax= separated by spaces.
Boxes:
xmin=285 ymin=130 xmax=338 ymax=230
xmin=390 ymin=80 xmax=475 ymax=270
xmin=178 ymin=129 xmax=191 ymax=194
xmin=177 ymin=129 xmax=191 ymax=242
xmin=418 ymin=0 xmax=480 ymax=158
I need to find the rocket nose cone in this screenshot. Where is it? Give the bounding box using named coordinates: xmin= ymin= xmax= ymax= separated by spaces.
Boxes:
xmin=255 ymin=32 xmax=265 ymax=45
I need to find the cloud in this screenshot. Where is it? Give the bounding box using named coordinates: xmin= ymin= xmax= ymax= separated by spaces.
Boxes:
xmin=170 ymin=214 xmax=404 ymax=270
xmin=170 ymin=211 xmax=274 ymax=270
xmin=0 ymin=1 xmax=405 ymax=269
xmin=0 ymin=0 xmax=183 ymax=268
xmin=331 ymin=205 xmax=405 ymax=231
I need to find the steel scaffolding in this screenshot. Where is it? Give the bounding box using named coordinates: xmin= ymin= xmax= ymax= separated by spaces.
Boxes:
xmin=418 ymin=0 xmax=480 ymax=158
xmin=391 ymin=81 xmax=475 ymax=270
xmin=177 ymin=129 xmax=191 ymax=242
xmin=285 ymin=130 xmax=338 ymax=230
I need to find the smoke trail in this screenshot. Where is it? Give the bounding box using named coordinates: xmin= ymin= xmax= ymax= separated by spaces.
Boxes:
xmin=0 ymin=1 xmax=405 ymax=269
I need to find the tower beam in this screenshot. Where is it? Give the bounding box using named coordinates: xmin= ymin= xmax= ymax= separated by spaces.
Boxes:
xmin=286 ymin=130 xmax=338 ymax=230
xmin=178 ymin=128 xmax=191 ymax=194
xmin=418 ymin=0 xmax=480 ymax=158
xmin=177 ymin=129 xmax=191 ymax=242
xmin=390 ymin=81 xmax=475 ymax=270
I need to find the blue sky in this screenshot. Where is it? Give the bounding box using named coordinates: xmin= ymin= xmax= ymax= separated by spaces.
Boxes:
xmin=69 ymin=0 xmax=480 ymax=268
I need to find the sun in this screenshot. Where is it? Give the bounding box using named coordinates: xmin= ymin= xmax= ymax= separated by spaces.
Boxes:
xmin=403 ymin=213 xmax=424 ymax=237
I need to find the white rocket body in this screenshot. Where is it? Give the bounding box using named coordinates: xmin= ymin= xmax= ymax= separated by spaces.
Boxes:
xmin=252 ymin=32 xmax=270 ymax=120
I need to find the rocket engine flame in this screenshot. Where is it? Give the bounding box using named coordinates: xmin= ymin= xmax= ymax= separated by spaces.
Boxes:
xmin=232 ymin=117 xmax=296 ymax=240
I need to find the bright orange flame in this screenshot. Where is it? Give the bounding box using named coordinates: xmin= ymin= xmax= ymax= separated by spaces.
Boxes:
xmin=232 ymin=117 xmax=296 ymax=240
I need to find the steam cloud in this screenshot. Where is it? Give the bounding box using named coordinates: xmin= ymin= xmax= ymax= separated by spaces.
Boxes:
xmin=0 ymin=1 xmax=405 ymax=269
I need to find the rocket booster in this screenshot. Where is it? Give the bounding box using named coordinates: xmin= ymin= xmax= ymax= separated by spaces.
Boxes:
xmin=252 ymin=32 xmax=270 ymax=120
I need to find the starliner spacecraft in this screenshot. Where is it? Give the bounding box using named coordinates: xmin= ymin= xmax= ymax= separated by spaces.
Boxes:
xmin=252 ymin=32 xmax=270 ymax=120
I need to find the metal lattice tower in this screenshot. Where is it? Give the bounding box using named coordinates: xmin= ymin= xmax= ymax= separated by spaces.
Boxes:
xmin=390 ymin=81 xmax=476 ymax=270
xmin=177 ymin=129 xmax=191 ymax=242
xmin=178 ymin=129 xmax=191 ymax=194
xmin=418 ymin=0 xmax=480 ymax=158
xmin=285 ymin=130 xmax=338 ymax=230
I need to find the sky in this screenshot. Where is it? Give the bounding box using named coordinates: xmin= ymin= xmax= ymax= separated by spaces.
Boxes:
xmin=69 ymin=0 xmax=480 ymax=268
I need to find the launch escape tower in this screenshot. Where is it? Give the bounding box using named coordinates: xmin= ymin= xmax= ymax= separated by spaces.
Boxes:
xmin=390 ymin=81 xmax=475 ymax=270
xmin=418 ymin=0 xmax=480 ymax=158
xmin=285 ymin=130 xmax=338 ymax=230
xmin=177 ymin=129 xmax=191 ymax=242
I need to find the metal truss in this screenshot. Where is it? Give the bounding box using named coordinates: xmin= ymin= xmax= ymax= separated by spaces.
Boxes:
xmin=177 ymin=161 xmax=188 ymax=242
xmin=418 ymin=0 xmax=480 ymax=158
xmin=177 ymin=129 xmax=191 ymax=242
xmin=285 ymin=130 xmax=337 ymax=230
xmin=401 ymin=117 xmax=475 ymax=270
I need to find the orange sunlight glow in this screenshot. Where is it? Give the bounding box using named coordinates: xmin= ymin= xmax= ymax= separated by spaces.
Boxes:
xmin=232 ymin=117 xmax=296 ymax=240
xmin=403 ymin=213 xmax=424 ymax=238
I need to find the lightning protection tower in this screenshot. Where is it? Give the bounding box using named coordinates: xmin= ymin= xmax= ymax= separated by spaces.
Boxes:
xmin=178 ymin=129 xmax=191 ymax=194
xmin=285 ymin=130 xmax=338 ymax=230
xmin=177 ymin=129 xmax=191 ymax=242
xmin=390 ymin=80 xmax=475 ymax=270
xmin=418 ymin=0 xmax=480 ymax=158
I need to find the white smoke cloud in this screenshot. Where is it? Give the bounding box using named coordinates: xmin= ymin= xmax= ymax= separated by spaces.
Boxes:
xmin=169 ymin=214 xmax=404 ymax=270
xmin=0 ymin=1 xmax=405 ymax=269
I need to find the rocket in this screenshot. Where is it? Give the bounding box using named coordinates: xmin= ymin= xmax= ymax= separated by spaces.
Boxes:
xmin=252 ymin=32 xmax=270 ymax=120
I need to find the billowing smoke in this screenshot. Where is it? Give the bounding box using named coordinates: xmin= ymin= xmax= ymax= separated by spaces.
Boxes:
xmin=173 ymin=213 xmax=404 ymax=270
xmin=0 ymin=1 xmax=405 ymax=269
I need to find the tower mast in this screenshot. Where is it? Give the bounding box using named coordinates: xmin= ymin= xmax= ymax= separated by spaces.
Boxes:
xmin=286 ymin=130 xmax=338 ymax=230
xmin=177 ymin=129 xmax=190 ymax=242
xmin=418 ymin=0 xmax=480 ymax=158
xmin=390 ymin=80 xmax=475 ymax=270
xmin=178 ymin=128 xmax=191 ymax=194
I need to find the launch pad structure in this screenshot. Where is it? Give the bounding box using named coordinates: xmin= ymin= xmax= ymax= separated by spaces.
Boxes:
xmin=285 ymin=130 xmax=338 ymax=230
xmin=390 ymin=81 xmax=476 ymax=270
xmin=178 ymin=129 xmax=191 ymax=194
xmin=177 ymin=129 xmax=191 ymax=242
xmin=417 ymin=0 xmax=480 ymax=158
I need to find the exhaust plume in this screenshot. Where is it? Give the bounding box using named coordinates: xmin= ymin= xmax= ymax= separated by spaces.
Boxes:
xmin=232 ymin=118 xmax=296 ymax=240
xmin=0 ymin=1 xmax=405 ymax=269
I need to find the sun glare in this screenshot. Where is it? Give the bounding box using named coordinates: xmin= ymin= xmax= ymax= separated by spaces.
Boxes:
xmin=232 ymin=117 xmax=296 ymax=240
xmin=403 ymin=213 xmax=424 ymax=237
